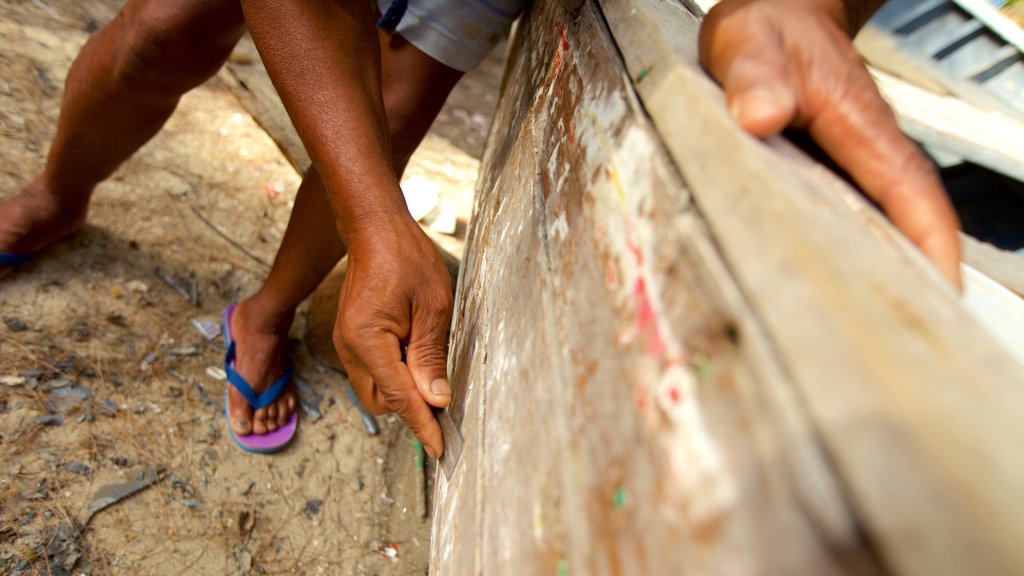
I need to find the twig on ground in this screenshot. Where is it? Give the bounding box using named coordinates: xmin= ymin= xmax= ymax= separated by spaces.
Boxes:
xmin=189 ymin=207 xmax=270 ymax=269
xmin=155 ymin=269 xmax=196 ymax=305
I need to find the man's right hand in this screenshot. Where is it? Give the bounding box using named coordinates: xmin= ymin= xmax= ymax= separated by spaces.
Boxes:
xmin=699 ymin=0 xmax=962 ymax=288
xmin=334 ymin=213 xmax=454 ymax=459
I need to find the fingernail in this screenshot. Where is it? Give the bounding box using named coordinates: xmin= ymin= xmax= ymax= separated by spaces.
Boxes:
xmin=424 ymin=444 xmax=439 ymax=459
xmin=430 ymin=378 xmax=451 ymax=397
xmin=732 ymin=86 xmax=790 ymax=126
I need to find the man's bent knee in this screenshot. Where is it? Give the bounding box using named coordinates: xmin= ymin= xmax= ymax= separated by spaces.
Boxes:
xmin=107 ymin=0 xmax=245 ymax=96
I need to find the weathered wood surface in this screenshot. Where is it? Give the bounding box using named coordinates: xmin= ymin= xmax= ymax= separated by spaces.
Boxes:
xmin=962 ymin=233 xmax=1024 ymax=299
xmin=869 ymin=66 xmax=1024 ymax=183
xmin=432 ymin=0 xmax=1024 ymax=574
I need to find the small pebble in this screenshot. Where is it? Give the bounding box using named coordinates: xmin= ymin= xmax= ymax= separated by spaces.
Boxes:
xmin=4 ymin=317 xmax=28 ymax=332
xmin=1 ymin=375 xmax=26 ymax=387
xmin=304 ymin=499 xmax=323 ymax=517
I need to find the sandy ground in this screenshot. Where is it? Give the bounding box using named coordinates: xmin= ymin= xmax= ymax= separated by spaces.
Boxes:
xmin=0 ymin=1 xmax=498 ymax=574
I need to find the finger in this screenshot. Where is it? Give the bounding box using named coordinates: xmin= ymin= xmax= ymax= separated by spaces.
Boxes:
xmin=338 ymin=352 xmax=390 ymax=415
xmin=700 ymin=9 xmax=797 ymax=137
xmin=406 ymin=287 xmax=454 ymax=409
xmin=360 ymin=330 xmax=445 ymax=459
xmin=804 ymin=67 xmax=962 ymax=288
xmin=334 ymin=321 xmax=389 ymax=415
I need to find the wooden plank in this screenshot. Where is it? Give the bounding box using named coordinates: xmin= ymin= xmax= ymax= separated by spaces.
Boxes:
xmin=433 ymin=0 xmax=874 ymax=573
xmin=953 ymin=0 xmax=1024 ymax=53
xmin=868 ymin=67 xmax=1024 ymax=183
xmin=219 ymin=34 xmax=312 ymax=172
xmin=961 ymin=233 xmax=1024 ymax=299
xmin=879 ymin=0 xmax=951 ymax=34
xmin=855 ymin=24 xmax=1024 ymax=121
xmin=596 ymin=1 xmax=1024 ymax=576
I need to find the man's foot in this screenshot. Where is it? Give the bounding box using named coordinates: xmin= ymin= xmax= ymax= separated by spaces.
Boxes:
xmin=225 ymin=297 xmax=299 ymax=436
xmin=0 ymin=176 xmax=88 ymax=278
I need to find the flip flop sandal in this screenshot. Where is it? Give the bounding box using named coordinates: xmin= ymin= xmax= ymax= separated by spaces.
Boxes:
xmin=222 ymin=302 xmax=298 ymax=454
xmin=0 ymin=253 xmax=33 ymax=266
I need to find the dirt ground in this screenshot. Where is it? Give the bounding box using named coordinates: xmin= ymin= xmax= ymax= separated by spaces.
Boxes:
xmin=0 ymin=1 xmax=499 ymax=574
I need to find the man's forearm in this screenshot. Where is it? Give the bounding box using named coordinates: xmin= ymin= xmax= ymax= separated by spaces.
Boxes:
xmin=240 ymin=0 xmax=410 ymax=244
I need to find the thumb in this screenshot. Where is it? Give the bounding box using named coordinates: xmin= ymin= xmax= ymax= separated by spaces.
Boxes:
xmin=406 ymin=289 xmax=454 ymax=408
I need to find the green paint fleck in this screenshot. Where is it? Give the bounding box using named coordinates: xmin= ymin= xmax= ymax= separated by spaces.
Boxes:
xmin=636 ymin=66 xmax=652 ymax=83
xmin=695 ymin=356 xmax=712 ymax=382
xmin=557 ymin=559 xmax=569 ymax=576
xmin=614 ymin=487 xmax=627 ymax=508
xmin=413 ymin=439 xmax=425 ymax=469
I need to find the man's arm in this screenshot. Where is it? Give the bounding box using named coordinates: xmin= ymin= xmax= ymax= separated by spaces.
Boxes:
xmin=699 ymin=0 xmax=962 ymax=288
xmin=239 ymin=0 xmax=453 ymax=458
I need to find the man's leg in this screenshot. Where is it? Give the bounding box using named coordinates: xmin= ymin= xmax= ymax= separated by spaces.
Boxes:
xmin=227 ymin=29 xmax=464 ymax=435
xmin=0 ymin=0 xmax=246 ymax=272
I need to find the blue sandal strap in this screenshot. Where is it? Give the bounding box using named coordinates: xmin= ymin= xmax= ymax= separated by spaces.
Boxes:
xmin=224 ymin=341 xmax=293 ymax=410
xmin=0 ymin=253 xmax=32 ymax=266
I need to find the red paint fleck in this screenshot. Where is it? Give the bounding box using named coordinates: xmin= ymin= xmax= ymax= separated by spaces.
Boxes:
xmin=551 ymin=24 xmax=570 ymax=84
xmin=605 ymin=263 xmax=616 ymax=287
xmin=626 ymin=239 xmax=643 ymax=267
xmin=634 ymin=276 xmax=668 ymax=357
xmin=668 ymin=386 xmax=681 ymax=404
xmin=263 ymin=181 xmax=278 ymax=199
xmin=634 ymin=278 xmax=654 ymax=327
xmin=637 ymin=390 xmax=649 ymax=412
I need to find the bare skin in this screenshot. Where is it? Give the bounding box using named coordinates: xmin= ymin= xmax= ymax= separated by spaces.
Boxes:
xmin=700 ymin=0 xmax=962 ymax=287
xmin=0 ymin=0 xmax=463 ymax=442
xmin=0 ymin=0 xmax=308 ymax=436
xmin=0 ymin=0 xmax=245 ymax=276
xmin=240 ymin=0 xmax=457 ymax=458
xmin=2 ymin=0 xmax=963 ymax=456
xmin=225 ymin=29 xmax=463 ymax=439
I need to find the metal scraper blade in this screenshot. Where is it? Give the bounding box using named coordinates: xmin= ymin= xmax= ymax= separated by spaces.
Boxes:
xmin=437 ymin=410 xmax=464 ymax=480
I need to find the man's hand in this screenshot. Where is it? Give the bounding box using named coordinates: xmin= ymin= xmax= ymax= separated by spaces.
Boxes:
xmin=699 ymin=0 xmax=962 ymax=288
xmin=334 ymin=214 xmax=454 ymax=459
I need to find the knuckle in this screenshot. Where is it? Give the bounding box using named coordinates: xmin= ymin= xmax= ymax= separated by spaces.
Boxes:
xmin=380 ymin=386 xmax=411 ymax=418
xmin=414 ymin=345 xmax=448 ymax=366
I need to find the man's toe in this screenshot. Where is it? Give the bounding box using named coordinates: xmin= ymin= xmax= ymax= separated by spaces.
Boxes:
xmin=228 ymin=387 xmax=254 ymax=435
xmin=277 ymin=399 xmax=291 ymax=426
xmin=252 ymin=408 xmax=269 ymax=434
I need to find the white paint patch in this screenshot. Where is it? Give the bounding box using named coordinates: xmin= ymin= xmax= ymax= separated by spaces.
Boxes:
xmin=657 ymin=365 xmax=737 ymax=525
xmin=547 ymin=212 xmax=569 ymax=243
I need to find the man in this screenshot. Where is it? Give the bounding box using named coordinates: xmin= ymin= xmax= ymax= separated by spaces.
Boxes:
xmin=0 ymin=0 xmax=961 ymax=459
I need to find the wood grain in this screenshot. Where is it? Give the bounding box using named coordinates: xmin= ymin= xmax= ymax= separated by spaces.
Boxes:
xmin=433 ymin=0 xmax=1024 ymax=574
